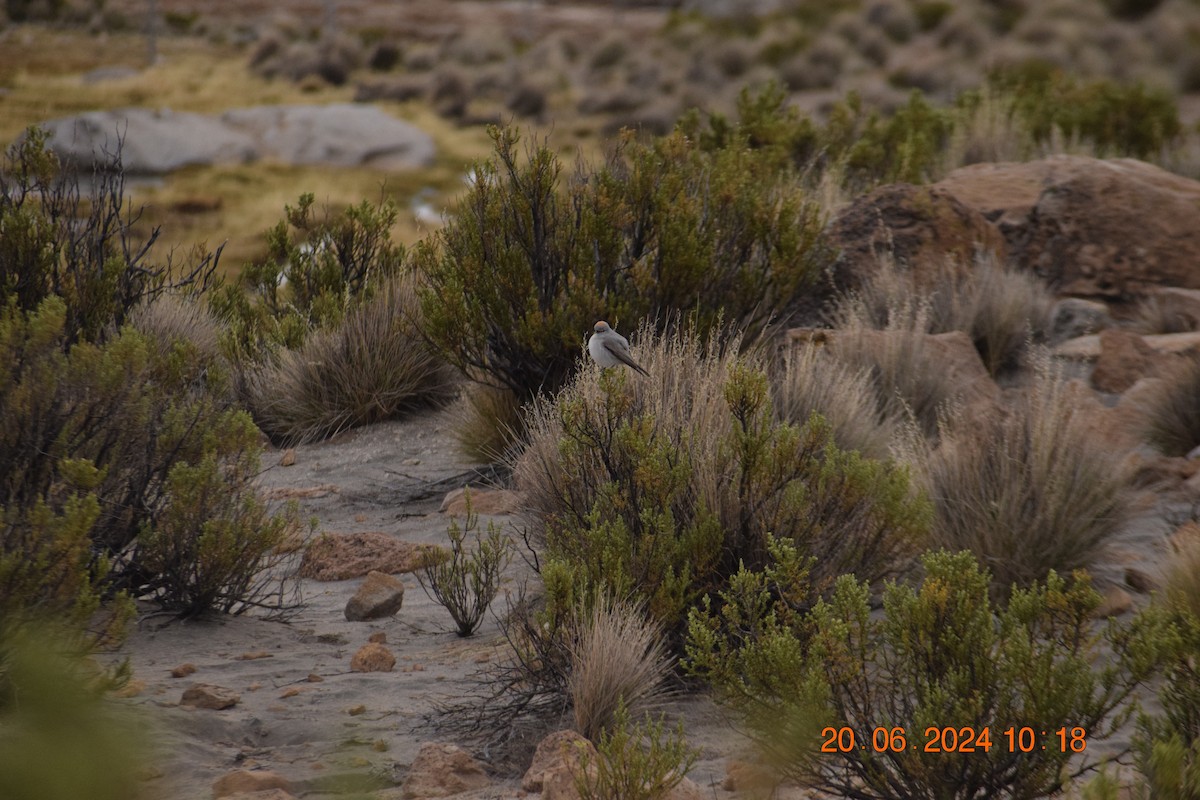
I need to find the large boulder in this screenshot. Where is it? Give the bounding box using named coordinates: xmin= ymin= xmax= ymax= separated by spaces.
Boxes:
xmin=37 ymin=108 xmax=257 ymax=174
xmin=826 ymin=183 xmax=1007 ymax=292
xmin=400 ymin=742 xmax=490 ymax=799
xmin=32 ymin=104 xmax=435 ymax=175
xmin=936 ymin=156 xmax=1200 ymax=299
xmin=344 ymin=570 xmax=405 ymax=621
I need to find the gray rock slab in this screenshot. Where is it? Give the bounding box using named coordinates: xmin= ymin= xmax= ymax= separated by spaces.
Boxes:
xmin=39 ymin=108 xmax=258 ymax=174
xmin=32 ymin=103 xmax=434 ymax=175
xmin=220 ymin=103 xmax=435 ymax=169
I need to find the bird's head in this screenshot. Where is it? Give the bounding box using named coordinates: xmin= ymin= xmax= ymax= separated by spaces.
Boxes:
xmin=593 ymin=320 xmax=611 ymax=334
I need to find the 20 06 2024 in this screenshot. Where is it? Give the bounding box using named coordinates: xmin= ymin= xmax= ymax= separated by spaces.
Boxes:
xmin=820 ymin=726 xmax=1088 ymax=754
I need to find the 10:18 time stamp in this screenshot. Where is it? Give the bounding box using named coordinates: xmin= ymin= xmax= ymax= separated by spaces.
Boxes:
xmin=821 ymin=726 xmax=1088 ymax=754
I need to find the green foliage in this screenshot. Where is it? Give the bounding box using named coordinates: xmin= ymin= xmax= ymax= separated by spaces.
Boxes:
xmin=212 ymin=192 xmax=406 ymax=361
xmin=1136 ymin=608 xmax=1200 ymax=798
xmin=135 ymin=420 xmax=306 ymax=617
xmin=985 ymin=64 xmax=1182 ymax=159
xmin=519 ymin=328 xmax=928 ymax=639
xmin=687 ymin=549 xmax=1177 ymax=800
xmin=415 ymin=123 xmax=832 ymax=406
xmin=0 ymin=128 xmax=218 ymax=345
xmin=417 ymin=491 xmax=514 ymax=636
xmin=573 ymin=702 xmax=699 ymax=800
xmin=0 ymin=624 xmax=143 ymax=800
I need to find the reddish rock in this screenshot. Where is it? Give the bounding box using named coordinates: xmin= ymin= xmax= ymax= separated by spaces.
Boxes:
xmin=350 ymin=642 xmax=396 ymax=673
xmin=1090 ymin=329 xmax=1165 ymax=394
xmin=440 ymin=487 xmax=522 ymax=516
xmin=1125 ymin=566 xmax=1159 ymax=594
xmin=522 ymin=730 xmax=593 ymax=793
xmin=211 ymin=769 xmax=291 ymax=798
xmin=400 ymin=742 xmax=490 ymax=798
xmin=299 ymin=531 xmax=445 ymax=581
xmin=222 ymin=791 xmax=296 ymax=800
xmin=369 ymin=632 xmax=388 ymax=644
xmin=1095 ymin=586 xmax=1134 ymax=618
xmin=722 ymin=759 xmax=776 ymax=793
xmin=937 ymin=156 xmax=1200 ymax=299
xmin=344 ymin=570 xmax=405 ymax=621
xmin=826 ymin=182 xmax=1007 ymax=293
xmin=180 ymin=683 xmax=240 ymax=710
xmin=279 ymin=448 xmax=296 ymax=467
xmin=171 ymin=663 xmax=197 ymax=678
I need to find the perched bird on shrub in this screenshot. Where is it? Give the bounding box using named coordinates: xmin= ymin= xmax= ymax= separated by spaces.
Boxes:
xmin=588 ymin=320 xmax=649 ymax=376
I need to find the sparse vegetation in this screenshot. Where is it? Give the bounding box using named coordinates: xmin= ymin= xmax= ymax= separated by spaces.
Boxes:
xmin=569 ymin=595 xmax=673 ymax=741
xmin=417 ymin=492 xmax=514 ymax=637
xmin=573 ymin=702 xmax=699 ymax=800
xmin=687 ymin=548 xmax=1176 ymax=799
xmin=1138 ymin=352 xmax=1200 ymax=457
xmin=906 ymin=363 xmax=1138 ymax=594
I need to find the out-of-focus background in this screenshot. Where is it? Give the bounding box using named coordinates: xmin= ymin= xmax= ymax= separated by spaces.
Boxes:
xmin=3 ymin=0 xmax=1198 ymax=271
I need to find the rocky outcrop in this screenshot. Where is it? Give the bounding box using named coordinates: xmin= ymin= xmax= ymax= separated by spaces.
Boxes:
xmin=344 ymin=570 xmax=406 ymax=621
xmin=826 ymin=183 xmax=1007 ymax=291
xmin=400 ymin=743 xmax=490 ymax=799
xmin=300 ymin=531 xmax=443 ymax=581
xmin=34 ymin=104 xmax=435 ymax=175
xmin=936 ymin=156 xmax=1200 ymax=299
xmin=522 ymin=730 xmax=594 ymax=794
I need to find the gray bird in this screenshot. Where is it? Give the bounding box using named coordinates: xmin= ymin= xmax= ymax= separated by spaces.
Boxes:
xmin=588 ymin=320 xmax=649 ymax=376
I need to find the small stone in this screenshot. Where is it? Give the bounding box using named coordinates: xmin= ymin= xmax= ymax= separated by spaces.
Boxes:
xmin=439 ymin=487 xmax=522 ymax=516
xmin=279 ymin=687 xmax=303 ymax=699
xmin=1096 ymin=586 xmax=1134 ymax=618
xmin=211 ymin=769 xmax=291 ymax=798
xmin=401 ymin=742 xmax=490 ymax=798
xmin=402 ymin=457 xmax=421 ymax=466
xmin=350 ymin=643 xmax=395 ymax=673
xmin=114 ymin=679 xmax=146 ymax=698
xmin=171 ymin=663 xmax=197 ymax=678
xmin=307 ymin=673 xmax=324 ymax=683
xmin=279 ymin=449 xmax=296 ymax=467
xmin=180 ymin=683 xmax=240 ymax=710
xmin=345 ymin=571 xmax=405 ymax=621
xmin=368 ymin=632 xmax=388 ymax=644
xmin=238 ymin=650 xmax=273 ymax=661
xmin=348 ymin=704 xmax=367 ymax=716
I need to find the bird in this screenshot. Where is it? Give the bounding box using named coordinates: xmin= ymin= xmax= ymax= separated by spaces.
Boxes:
xmin=588 ymin=320 xmax=649 ymax=376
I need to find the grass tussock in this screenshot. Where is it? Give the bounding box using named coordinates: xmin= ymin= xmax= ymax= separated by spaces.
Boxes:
xmin=1137 ymin=352 xmax=1200 ymax=457
xmin=1128 ymin=292 xmax=1200 ymax=335
xmin=244 ymin=275 xmax=457 ymax=445
xmin=569 ymin=595 xmax=673 ymax=742
xmin=771 ymin=343 xmax=898 ymax=459
xmin=905 ymin=362 xmax=1139 ymax=593
xmin=452 ymin=383 xmax=527 ymax=463
xmin=130 ymin=292 xmax=223 ymax=363
xmin=833 ymin=255 xmax=1054 ymax=378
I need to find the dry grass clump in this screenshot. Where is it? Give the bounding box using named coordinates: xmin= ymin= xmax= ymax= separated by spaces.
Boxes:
xmin=833 ymin=256 xmax=1054 ymax=377
xmin=904 ymin=362 xmax=1139 ymax=594
xmin=1128 ymin=292 xmax=1200 ymax=335
xmin=130 ymin=292 xmax=222 ymax=363
xmin=453 ymin=383 xmax=526 ymax=463
xmin=1136 ymin=352 xmax=1200 ymax=457
xmin=771 ymin=343 xmax=898 ymax=459
xmin=569 ymin=595 xmax=673 ymax=742
xmin=827 ymin=308 xmax=963 ymax=439
xmin=1163 ymin=534 xmax=1200 ymax=621
xmin=245 ymin=276 xmax=456 ymax=445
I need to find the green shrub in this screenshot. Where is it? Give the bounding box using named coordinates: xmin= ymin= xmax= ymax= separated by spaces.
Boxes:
xmin=516 ymin=325 xmax=928 ymax=638
xmin=987 ymin=65 xmax=1182 ymax=159
xmin=686 ymin=548 xmax=1175 ymax=799
xmin=415 ymin=122 xmax=832 ymax=425
xmin=242 ymin=275 xmax=456 ymax=445
xmin=573 ymin=702 xmax=699 ymax=800
xmin=417 ymin=492 xmax=514 ymax=636
xmin=1135 ymin=603 xmax=1200 ymax=799
xmin=906 ymin=364 xmax=1138 ymax=594
xmin=0 ymin=128 xmax=219 ymax=345
xmin=213 ymin=192 xmax=406 ymax=361
xmin=0 ymin=624 xmax=143 ymax=800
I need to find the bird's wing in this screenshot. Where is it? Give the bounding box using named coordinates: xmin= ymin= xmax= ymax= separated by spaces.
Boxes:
xmin=603 ymin=338 xmax=649 ymax=375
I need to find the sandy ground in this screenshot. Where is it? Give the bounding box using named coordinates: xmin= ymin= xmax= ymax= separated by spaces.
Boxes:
xmin=108 ymin=407 xmax=756 ymax=800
